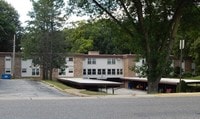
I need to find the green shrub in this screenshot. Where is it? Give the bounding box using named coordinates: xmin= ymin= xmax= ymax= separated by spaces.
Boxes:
xmin=182 ymin=72 xmax=193 ymax=78
xmin=176 ymin=80 xmax=187 ymax=92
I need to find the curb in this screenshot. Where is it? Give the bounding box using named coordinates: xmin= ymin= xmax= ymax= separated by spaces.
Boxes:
xmin=41 ymin=81 xmax=90 ymax=97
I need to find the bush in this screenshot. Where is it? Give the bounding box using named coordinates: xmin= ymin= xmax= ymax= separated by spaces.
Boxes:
xmin=182 ymin=72 xmax=193 ymax=78
xmin=176 ymin=80 xmax=187 ymax=92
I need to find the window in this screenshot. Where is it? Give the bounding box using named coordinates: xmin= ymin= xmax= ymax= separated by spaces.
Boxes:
xmin=88 ymin=58 xmax=91 ymax=64
xmin=102 ymin=69 xmax=106 ymax=75
xmin=69 ymin=57 xmax=73 ymax=61
xmin=88 ymin=69 xmax=91 ymax=75
xmin=32 ymin=69 xmax=36 ymax=75
xmin=83 ymin=69 xmax=86 ymax=75
xmin=22 ymin=68 xmax=27 ymax=73
xmin=5 ymin=68 xmax=11 ymax=73
xmin=92 ymin=69 xmax=96 ymax=75
xmin=69 ymin=68 xmax=73 ymax=73
xmin=5 ymin=57 xmax=11 ymax=61
xmin=59 ymin=68 xmax=66 ymax=75
xmin=117 ymin=69 xmax=120 ymax=75
xmin=112 ymin=69 xmax=115 ymax=75
xmin=120 ymin=69 xmax=123 ymax=75
xmin=142 ymin=59 xmax=145 ymax=64
xmin=88 ymin=58 xmax=96 ymax=64
xmin=107 ymin=58 xmax=115 ymax=64
xmin=112 ymin=59 xmax=116 ymax=64
xmin=107 ymin=59 xmax=111 ymax=64
xmin=32 ymin=68 xmax=40 ymax=76
xmin=36 ymin=69 xmax=40 ymax=75
xmin=98 ymin=69 xmax=101 ymax=75
xmin=107 ymin=69 xmax=111 ymax=75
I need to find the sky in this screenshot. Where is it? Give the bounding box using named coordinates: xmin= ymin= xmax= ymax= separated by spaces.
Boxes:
xmin=5 ymin=0 xmax=89 ymax=27
xmin=5 ymin=0 xmax=33 ymax=26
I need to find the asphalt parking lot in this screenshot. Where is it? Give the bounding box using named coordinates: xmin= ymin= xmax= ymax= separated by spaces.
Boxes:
xmin=0 ymin=79 xmax=74 ymax=98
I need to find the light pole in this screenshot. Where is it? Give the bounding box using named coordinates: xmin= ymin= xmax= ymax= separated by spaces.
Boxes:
xmin=179 ymin=40 xmax=185 ymax=92
xmin=12 ymin=34 xmax=16 ymax=78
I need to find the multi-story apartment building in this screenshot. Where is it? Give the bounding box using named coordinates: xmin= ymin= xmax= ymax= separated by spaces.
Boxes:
xmin=0 ymin=51 xmax=195 ymax=79
xmin=54 ymin=51 xmax=136 ymax=80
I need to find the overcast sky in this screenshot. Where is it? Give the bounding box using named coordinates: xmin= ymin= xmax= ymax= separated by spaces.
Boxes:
xmin=5 ymin=0 xmax=32 ymax=26
xmin=5 ymin=0 xmax=89 ymax=27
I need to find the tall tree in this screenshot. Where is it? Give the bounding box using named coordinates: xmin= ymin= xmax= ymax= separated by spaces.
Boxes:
xmin=0 ymin=0 xmax=21 ymax=52
xmin=68 ymin=0 xmax=199 ymax=93
xmin=21 ymin=0 xmax=66 ymax=80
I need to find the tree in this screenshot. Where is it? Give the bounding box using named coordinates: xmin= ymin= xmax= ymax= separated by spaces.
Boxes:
xmin=64 ymin=19 xmax=134 ymax=54
xmin=68 ymin=0 xmax=199 ymax=93
xmin=21 ymin=0 xmax=67 ymax=80
xmin=0 ymin=0 xmax=21 ymax=52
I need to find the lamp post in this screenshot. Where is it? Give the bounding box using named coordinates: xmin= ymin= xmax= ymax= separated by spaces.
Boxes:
xmin=179 ymin=40 xmax=185 ymax=92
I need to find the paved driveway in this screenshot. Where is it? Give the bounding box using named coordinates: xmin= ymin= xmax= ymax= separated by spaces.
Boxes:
xmin=0 ymin=79 xmax=74 ymax=98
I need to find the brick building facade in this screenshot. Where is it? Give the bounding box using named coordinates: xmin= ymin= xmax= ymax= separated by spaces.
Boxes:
xmin=0 ymin=52 xmax=195 ymax=79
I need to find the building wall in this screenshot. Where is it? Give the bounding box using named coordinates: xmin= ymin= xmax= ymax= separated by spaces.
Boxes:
xmin=73 ymin=56 xmax=83 ymax=78
xmin=82 ymin=57 xmax=123 ymax=79
xmin=0 ymin=56 xmax=5 ymax=75
xmin=184 ymin=60 xmax=193 ymax=73
xmin=0 ymin=52 xmax=195 ymax=79
xmin=57 ymin=57 xmax=75 ymax=78
xmin=123 ymin=55 xmax=135 ymax=77
xmin=14 ymin=57 xmax=21 ymax=78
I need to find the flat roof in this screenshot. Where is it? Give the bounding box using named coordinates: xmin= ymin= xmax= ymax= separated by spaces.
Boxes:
xmin=58 ymin=78 xmax=122 ymax=88
xmin=121 ymin=77 xmax=200 ymax=85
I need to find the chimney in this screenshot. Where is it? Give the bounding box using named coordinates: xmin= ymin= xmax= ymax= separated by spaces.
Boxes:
xmin=88 ymin=51 xmax=100 ymax=55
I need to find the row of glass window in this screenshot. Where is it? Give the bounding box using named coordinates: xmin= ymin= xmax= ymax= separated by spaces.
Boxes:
xmin=87 ymin=58 xmax=116 ymax=65
xmin=58 ymin=68 xmax=73 ymax=75
xmin=5 ymin=68 xmax=40 ymax=76
xmin=22 ymin=68 xmax=40 ymax=76
xmin=83 ymin=69 xmax=123 ymax=75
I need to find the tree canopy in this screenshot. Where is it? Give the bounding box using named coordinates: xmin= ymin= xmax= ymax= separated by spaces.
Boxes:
xmin=68 ymin=0 xmax=199 ymax=93
xmin=64 ymin=19 xmax=134 ymax=54
xmin=0 ymin=0 xmax=20 ymax=52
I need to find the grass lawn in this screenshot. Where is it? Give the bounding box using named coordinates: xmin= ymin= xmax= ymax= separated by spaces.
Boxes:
xmin=43 ymin=80 xmax=109 ymax=96
xmin=189 ymin=76 xmax=200 ymax=80
xmin=43 ymin=80 xmax=72 ymax=90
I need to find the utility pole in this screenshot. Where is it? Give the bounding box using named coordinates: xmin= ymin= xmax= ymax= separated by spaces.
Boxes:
xmin=12 ymin=34 xmax=16 ymax=78
xmin=179 ymin=40 xmax=185 ymax=92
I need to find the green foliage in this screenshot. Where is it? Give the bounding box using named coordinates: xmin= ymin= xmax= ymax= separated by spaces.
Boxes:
xmin=43 ymin=80 xmax=72 ymax=90
xmin=0 ymin=0 xmax=20 ymax=52
xmin=176 ymin=80 xmax=188 ymax=92
xmin=67 ymin=0 xmax=198 ymax=93
xmin=173 ymin=5 xmax=200 ymax=75
xmin=191 ymin=37 xmax=200 ymax=75
xmin=64 ymin=19 xmax=135 ymax=54
xmin=190 ymin=76 xmax=200 ymax=80
xmin=131 ymin=64 xmax=147 ymax=77
xmin=182 ymin=72 xmax=193 ymax=78
xmin=21 ymin=0 xmax=66 ymax=80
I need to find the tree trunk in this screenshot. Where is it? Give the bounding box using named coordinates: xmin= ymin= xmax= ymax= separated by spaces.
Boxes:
xmin=42 ymin=67 xmax=45 ymax=80
xmin=148 ymin=80 xmax=159 ymax=94
xmin=49 ymin=68 xmax=53 ymax=80
xmin=146 ymin=55 xmax=163 ymax=94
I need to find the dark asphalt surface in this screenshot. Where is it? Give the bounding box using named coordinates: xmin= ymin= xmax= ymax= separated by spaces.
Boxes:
xmin=0 ymin=96 xmax=200 ymax=119
xmin=0 ymin=79 xmax=74 ymax=97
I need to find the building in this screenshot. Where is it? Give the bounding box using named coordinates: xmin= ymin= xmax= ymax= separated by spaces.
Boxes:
xmin=0 ymin=52 xmax=195 ymax=79
xmin=54 ymin=51 xmax=136 ymax=80
xmin=0 ymin=52 xmax=40 ymax=78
